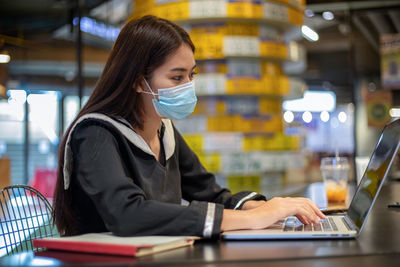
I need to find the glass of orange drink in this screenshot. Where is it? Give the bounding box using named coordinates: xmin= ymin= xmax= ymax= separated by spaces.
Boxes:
xmin=320 ymin=157 xmax=349 ymax=203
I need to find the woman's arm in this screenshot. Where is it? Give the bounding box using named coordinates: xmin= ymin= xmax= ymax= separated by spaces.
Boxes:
xmin=173 ymin=123 xmax=324 ymax=232
xmin=174 ymin=126 xmax=266 ymax=208
xmin=221 ymin=197 xmax=326 ymax=231
xmin=241 ymin=200 xmax=265 ymax=210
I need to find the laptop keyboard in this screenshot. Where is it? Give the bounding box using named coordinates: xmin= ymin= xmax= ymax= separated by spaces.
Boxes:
xmin=279 ymin=217 xmax=339 ymax=232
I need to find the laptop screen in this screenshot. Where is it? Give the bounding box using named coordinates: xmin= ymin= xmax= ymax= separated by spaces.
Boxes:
xmin=347 ymin=119 xmax=400 ymax=230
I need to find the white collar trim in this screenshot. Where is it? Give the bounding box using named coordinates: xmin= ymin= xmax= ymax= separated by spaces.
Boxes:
xmin=63 ymin=113 xmax=175 ymax=189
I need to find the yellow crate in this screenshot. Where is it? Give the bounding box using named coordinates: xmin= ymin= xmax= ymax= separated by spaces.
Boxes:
xmin=262 ymin=133 xmax=299 ymax=150
xmin=225 ymin=23 xmax=259 ymax=36
xmin=251 ymin=117 xmax=265 ymax=133
xmin=190 ymin=23 xmax=259 ymax=37
xmin=227 ymin=175 xmax=261 ymax=194
xmin=196 ymin=61 xmax=227 ymax=74
xmin=242 ymin=136 xmax=254 ymax=151
xmin=227 ymin=1 xmax=262 ymax=18
xmin=253 ymin=2 xmax=264 ymax=18
xmin=259 ymin=41 xmax=288 ymax=59
xmin=239 ymin=117 xmax=252 ymax=133
xmin=154 ymin=2 xmax=189 ymax=20
xmin=130 ymin=8 xmax=157 ymax=20
xmin=216 ymin=100 xmax=227 ymax=115
xmin=279 ymin=76 xmax=289 ymax=95
xmin=244 ymin=135 xmax=266 ymax=151
xmin=254 ymin=136 xmax=266 ymax=150
xmin=231 ymin=115 xmax=244 ymax=132
xmin=207 ymin=115 xmax=243 ymax=132
xmin=262 ymin=116 xmax=283 ymax=133
xmin=287 ymin=135 xmax=300 ymax=150
xmin=190 ymin=24 xmax=225 ymax=35
xmin=226 ymin=78 xmax=263 ymax=95
xmin=288 ymin=8 xmax=303 ymax=25
xmin=182 ymin=134 xmax=204 ymax=152
xmin=242 ymin=135 xmax=300 ymax=152
xmin=268 ymin=0 xmax=290 ymax=5
xmin=206 ymin=116 xmax=224 ymax=131
xmin=263 ymin=135 xmax=279 ymax=150
xmin=194 ymin=100 xmax=227 ymax=115
xmin=259 ymin=97 xmax=282 ymax=114
xmin=134 ymin=0 xmax=155 ymax=10
xmin=207 ymin=116 xmax=217 ymax=131
xmin=261 ymin=62 xmax=282 ymax=75
xmin=260 ymin=136 xmax=272 ymax=150
xmin=197 ymin=152 xmax=221 ymax=173
xmin=191 ymin=33 xmax=224 ymax=59
xmin=262 ymin=75 xmax=281 ymax=95
xmin=270 ymin=0 xmax=306 ymax=10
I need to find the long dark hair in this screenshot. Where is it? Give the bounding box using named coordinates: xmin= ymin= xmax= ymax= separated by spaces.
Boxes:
xmin=53 ymin=15 xmax=195 ymax=236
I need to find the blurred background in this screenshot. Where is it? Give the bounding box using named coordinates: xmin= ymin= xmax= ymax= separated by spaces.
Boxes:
xmin=1 ymin=0 xmax=400 ymax=198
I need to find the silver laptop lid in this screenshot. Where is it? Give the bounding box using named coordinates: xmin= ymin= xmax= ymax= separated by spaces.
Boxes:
xmin=347 ymin=119 xmax=400 ymax=232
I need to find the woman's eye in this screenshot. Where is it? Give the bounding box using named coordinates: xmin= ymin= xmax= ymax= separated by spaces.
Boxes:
xmin=172 ymin=76 xmax=182 ymax=81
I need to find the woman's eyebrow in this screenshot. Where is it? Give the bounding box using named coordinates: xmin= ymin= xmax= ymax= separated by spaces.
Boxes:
xmin=169 ymin=65 xmax=197 ymax=72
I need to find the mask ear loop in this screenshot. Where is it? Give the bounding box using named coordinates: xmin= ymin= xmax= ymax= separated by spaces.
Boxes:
xmin=143 ymin=79 xmax=159 ymax=98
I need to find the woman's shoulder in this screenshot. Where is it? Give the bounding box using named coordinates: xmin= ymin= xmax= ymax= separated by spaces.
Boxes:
xmin=71 ymin=118 xmax=122 ymax=144
xmin=70 ymin=114 xmax=133 ymax=137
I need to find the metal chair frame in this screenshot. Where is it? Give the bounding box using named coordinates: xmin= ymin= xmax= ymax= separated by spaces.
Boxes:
xmin=0 ymin=185 xmax=56 ymax=256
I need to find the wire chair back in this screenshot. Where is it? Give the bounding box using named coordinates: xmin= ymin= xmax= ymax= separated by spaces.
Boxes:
xmin=0 ymin=185 xmax=57 ymax=256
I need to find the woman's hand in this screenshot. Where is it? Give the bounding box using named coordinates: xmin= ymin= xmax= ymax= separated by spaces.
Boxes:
xmin=247 ymin=197 xmax=326 ymax=229
xmin=221 ymin=197 xmax=326 ymax=232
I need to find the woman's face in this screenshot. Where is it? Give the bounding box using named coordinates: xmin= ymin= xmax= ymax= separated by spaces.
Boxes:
xmin=139 ymin=44 xmax=196 ymax=120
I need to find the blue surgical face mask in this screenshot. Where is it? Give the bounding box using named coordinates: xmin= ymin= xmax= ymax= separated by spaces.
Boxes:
xmin=142 ymin=79 xmax=197 ymax=120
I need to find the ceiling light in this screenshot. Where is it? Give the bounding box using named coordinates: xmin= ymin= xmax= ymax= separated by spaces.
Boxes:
xmin=283 ymin=90 xmax=336 ymax=112
xmin=7 ymin=89 xmax=26 ymax=104
xmin=302 ymin=111 xmax=312 ymax=123
xmin=320 ymin=111 xmax=330 ymax=122
xmin=390 ymin=108 xmax=400 ymax=118
xmin=284 ymin=111 xmax=294 ymax=123
xmin=338 ymin=111 xmax=347 ymax=123
xmin=301 ymin=25 xmax=319 ymax=42
xmin=322 ymin=11 xmax=334 ymax=21
xmin=304 ymin=9 xmax=314 ymax=18
xmin=0 ymin=52 xmax=10 ymax=63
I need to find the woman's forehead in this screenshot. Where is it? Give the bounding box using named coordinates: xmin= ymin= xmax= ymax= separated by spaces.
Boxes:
xmin=160 ymin=44 xmax=195 ymax=71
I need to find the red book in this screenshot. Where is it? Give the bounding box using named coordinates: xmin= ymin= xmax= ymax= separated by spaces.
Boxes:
xmin=33 ymin=233 xmax=198 ymax=257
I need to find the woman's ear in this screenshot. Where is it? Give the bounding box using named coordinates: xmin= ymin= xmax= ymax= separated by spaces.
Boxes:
xmin=136 ymin=84 xmax=144 ymax=93
xmin=135 ymin=80 xmax=145 ymax=93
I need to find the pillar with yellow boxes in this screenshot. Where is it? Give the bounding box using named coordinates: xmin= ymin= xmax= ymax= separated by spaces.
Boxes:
xmin=131 ymin=0 xmax=307 ymax=193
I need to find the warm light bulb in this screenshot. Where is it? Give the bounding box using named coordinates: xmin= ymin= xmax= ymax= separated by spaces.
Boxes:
xmin=320 ymin=111 xmax=330 ymax=122
xmin=0 ymin=54 xmax=10 ymax=63
xmin=284 ymin=111 xmax=294 ymax=123
xmin=302 ymin=111 xmax=312 ymax=123
xmin=322 ymin=11 xmax=334 ymax=20
xmin=301 ymin=25 xmax=319 ymax=42
xmin=338 ymin=111 xmax=347 ymax=123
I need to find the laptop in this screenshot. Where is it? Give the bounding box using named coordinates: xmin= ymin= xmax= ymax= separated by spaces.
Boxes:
xmin=222 ymin=119 xmax=400 ymax=240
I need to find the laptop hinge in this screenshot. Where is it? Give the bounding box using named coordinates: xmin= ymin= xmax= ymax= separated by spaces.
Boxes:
xmin=343 ymin=215 xmax=358 ymax=231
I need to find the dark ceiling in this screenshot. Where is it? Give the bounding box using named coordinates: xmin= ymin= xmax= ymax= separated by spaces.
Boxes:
xmin=300 ymin=0 xmax=400 ymax=103
xmin=0 ymin=0 xmax=108 ymax=44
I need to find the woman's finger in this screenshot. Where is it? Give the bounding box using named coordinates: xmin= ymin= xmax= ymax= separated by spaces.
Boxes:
xmin=305 ymin=198 xmax=326 ymax=219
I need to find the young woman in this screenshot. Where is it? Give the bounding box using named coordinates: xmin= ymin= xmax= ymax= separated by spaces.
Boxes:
xmin=53 ymin=15 xmax=325 ymax=238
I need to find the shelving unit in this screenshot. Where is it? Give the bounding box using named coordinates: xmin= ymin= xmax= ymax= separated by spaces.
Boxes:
xmin=131 ymin=0 xmax=307 ymax=192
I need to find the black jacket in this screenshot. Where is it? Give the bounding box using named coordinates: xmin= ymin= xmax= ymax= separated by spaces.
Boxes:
xmin=65 ymin=113 xmax=266 ymax=238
